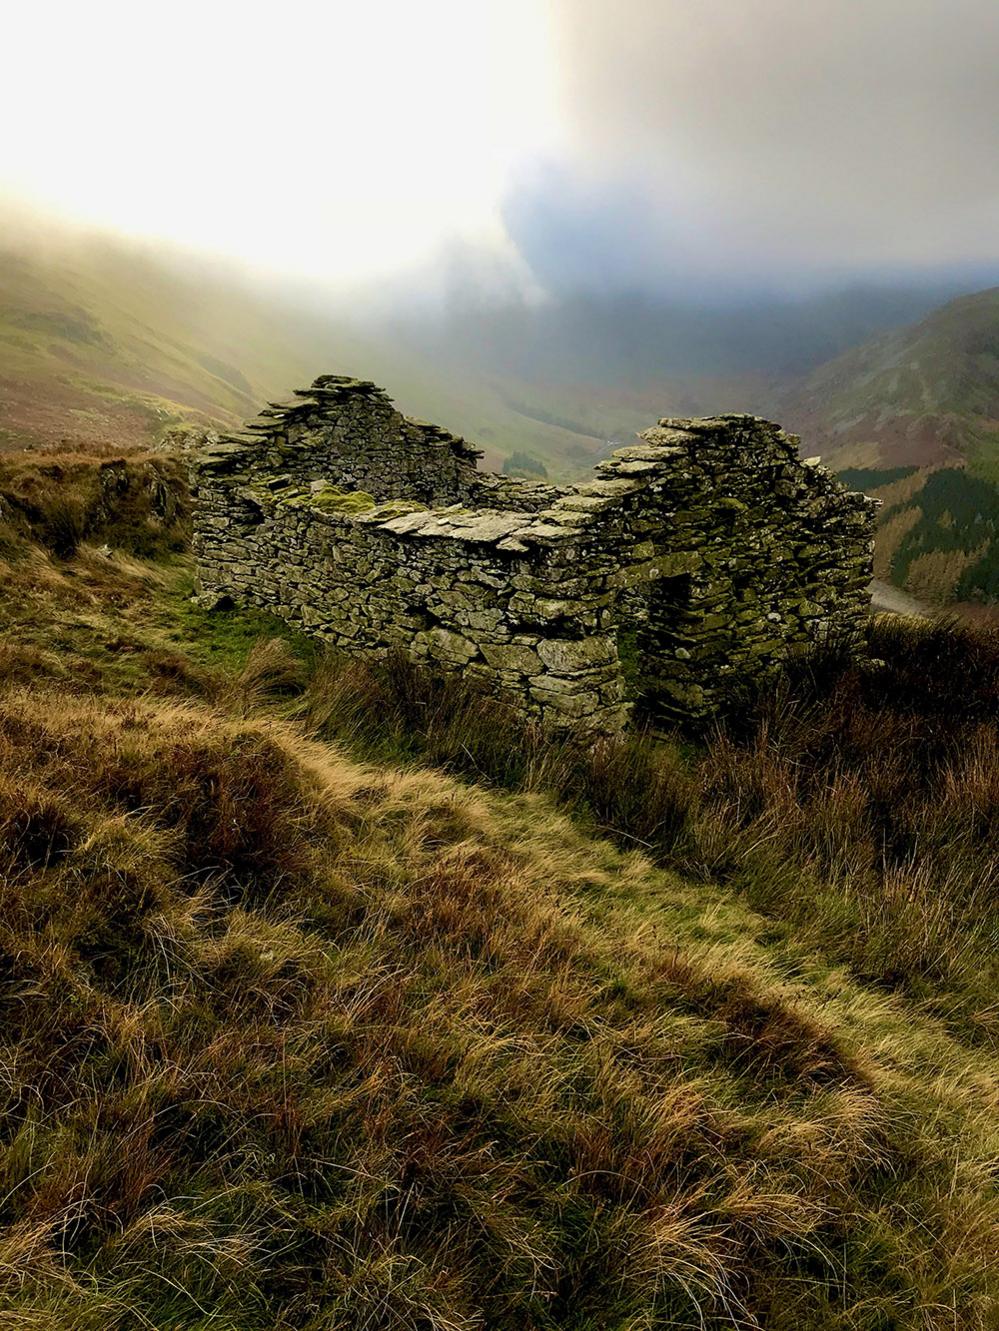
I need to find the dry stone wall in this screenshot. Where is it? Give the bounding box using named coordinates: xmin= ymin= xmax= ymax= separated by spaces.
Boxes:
xmin=237 ymin=375 xmax=561 ymax=513
xmin=193 ymin=377 xmax=878 ymax=733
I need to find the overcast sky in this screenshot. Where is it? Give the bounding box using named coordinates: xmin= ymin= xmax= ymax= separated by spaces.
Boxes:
xmin=3 ymin=0 xmax=998 ymax=296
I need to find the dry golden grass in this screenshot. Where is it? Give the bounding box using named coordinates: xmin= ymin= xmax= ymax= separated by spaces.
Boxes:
xmin=286 ymin=625 xmax=999 ymax=1049
xmin=0 ymin=455 xmax=996 ymax=1327
xmin=0 ymin=688 xmax=995 ymax=1329
xmin=0 ymin=446 xmax=189 ymax=560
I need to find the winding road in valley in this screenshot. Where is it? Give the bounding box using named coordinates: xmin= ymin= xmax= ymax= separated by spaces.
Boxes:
xmin=869 ymin=578 xmax=930 ymax=618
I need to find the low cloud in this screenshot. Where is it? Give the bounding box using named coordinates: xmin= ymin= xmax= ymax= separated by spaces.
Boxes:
xmin=507 ymin=0 xmax=999 ymax=292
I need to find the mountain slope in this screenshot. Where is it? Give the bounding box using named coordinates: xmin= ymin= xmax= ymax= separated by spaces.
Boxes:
xmin=780 ymin=289 xmax=999 ymax=607
xmin=0 ymin=235 xmax=346 ymax=448
xmin=783 ymin=287 xmax=999 ymax=479
xmin=0 ymin=226 xmax=645 ymax=476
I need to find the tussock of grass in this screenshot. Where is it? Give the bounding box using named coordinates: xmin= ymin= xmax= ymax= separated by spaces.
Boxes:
xmin=0 ymin=690 xmax=995 ymax=1329
xmin=296 ymin=653 xmax=699 ymax=859
xmin=0 ymin=467 xmax=997 ymax=1326
xmin=0 ymin=447 xmax=190 ymax=559
xmin=294 ymin=622 xmax=999 ymax=1040
xmin=695 ymin=618 xmax=999 ymax=1032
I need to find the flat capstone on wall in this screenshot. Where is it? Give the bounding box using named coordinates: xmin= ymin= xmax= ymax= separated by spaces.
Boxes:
xmin=192 ymin=374 xmax=878 ymax=734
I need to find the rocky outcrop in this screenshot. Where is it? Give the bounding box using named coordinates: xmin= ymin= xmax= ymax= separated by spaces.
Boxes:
xmin=192 ymin=377 xmax=878 ymax=733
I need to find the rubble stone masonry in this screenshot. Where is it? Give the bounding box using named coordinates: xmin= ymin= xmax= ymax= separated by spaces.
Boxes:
xmin=192 ymin=374 xmax=878 ymax=733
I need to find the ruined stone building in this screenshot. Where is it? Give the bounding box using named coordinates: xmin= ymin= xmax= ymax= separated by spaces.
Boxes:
xmin=192 ymin=375 xmax=878 ymax=732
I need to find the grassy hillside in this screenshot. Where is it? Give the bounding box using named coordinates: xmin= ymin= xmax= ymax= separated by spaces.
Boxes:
xmin=783 ymin=288 xmax=999 ymax=477
xmin=779 ymin=288 xmax=999 ymax=606
xmin=0 ymin=447 xmax=996 ymax=1327
xmin=0 ymin=222 xmax=657 ymax=478
xmin=0 ymin=235 xmax=331 ymax=447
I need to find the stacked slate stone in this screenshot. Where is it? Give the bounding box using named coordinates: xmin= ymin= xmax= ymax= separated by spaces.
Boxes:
xmin=192 ymin=379 xmax=877 ymax=735
xmin=592 ymin=416 xmax=878 ymax=720
xmin=217 ymin=375 xmax=484 ymax=508
xmin=192 ymin=466 xmax=639 ymax=733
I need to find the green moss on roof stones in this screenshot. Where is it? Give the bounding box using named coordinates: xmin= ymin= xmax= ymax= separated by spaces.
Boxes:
xmin=309 ymin=484 xmax=376 ymax=514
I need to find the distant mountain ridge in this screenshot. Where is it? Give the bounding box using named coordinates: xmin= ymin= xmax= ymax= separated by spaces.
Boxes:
xmin=3 ymin=221 xmax=999 ymax=606
xmin=781 ymin=290 xmax=999 ymax=607
xmin=782 ymin=287 xmax=999 ymax=481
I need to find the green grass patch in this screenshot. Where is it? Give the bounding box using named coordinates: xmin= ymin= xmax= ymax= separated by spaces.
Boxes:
xmin=162 ymin=568 xmax=319 ymax=672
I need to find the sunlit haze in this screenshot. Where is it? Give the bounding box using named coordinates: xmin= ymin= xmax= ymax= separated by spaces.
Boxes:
xmin=1 ymin=0 xmax=562 ymax=287
xmin=4 ymin=0 xmax=999 ymax=295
